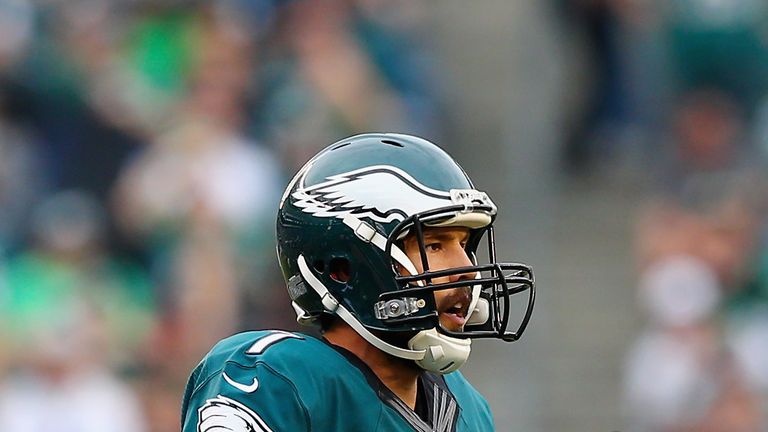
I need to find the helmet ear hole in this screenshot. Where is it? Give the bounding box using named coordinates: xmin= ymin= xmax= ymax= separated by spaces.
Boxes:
xmin=329 ymin=257 xmax=351 ymax=283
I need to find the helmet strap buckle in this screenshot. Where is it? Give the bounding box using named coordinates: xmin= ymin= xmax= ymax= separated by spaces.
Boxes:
xmin=374 ymin=297 xmax=425 ymax=320
xmin=344 ymin=215 xmax=377 ymax=243
xmin=321 ymin=292 xmax=340 ymax=312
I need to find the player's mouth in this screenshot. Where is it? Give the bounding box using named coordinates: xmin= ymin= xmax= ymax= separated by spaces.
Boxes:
xmin=438 ymin=291 xmax=471 ymax=330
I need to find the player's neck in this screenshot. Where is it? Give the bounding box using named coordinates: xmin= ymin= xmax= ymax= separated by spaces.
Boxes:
xmin=324 ymin=324 xmax=421 ymax=409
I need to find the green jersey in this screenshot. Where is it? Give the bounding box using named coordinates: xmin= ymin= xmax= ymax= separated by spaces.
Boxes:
xmin=181 ymin=330 xmax=495 ymax=431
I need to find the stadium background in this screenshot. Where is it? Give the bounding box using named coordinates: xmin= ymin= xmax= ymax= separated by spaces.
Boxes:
xmin=1 ymin=1 xmax=768 ymax=431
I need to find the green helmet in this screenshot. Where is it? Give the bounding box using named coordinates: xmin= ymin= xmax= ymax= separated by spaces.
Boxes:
xmin=276 ymin=133 xmax=535 ymax=373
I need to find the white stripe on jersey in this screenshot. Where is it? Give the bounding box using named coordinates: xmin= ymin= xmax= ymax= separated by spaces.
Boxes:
xmin=246 ymin=331 xmax=302 ymax=355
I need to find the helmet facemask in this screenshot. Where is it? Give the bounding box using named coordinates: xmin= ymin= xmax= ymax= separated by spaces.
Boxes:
xmin=385 ymin=206 xmax=535 ymax=343
xmin=374 ymin=205 xmax=535 ymax=372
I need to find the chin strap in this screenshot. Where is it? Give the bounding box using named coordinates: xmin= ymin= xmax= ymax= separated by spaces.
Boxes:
xmin=408 ymin=329 xmax=471 ymax=374
xmin=297 ymin=255 xmax=426 ymax=361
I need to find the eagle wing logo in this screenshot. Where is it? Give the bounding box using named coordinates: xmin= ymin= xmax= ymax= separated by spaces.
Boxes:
xmin=292 ymin=165 xmax=453 ymax=223
xmin=197 ymin=395 xmax=274 ymax=432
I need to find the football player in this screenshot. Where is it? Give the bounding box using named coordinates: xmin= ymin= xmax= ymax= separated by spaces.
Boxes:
xmin=181 ymin=133 xmax=536 ymax=431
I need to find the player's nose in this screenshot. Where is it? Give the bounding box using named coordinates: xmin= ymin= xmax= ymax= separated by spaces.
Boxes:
xmin=447 ymin=246 xmax=476 ymax=283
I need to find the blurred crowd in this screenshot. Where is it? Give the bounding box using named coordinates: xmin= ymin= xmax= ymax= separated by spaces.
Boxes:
xmin=560 ymin=0 xmax=768 ymax=430
xmin=0 ymin=1 xmax=441 ymax=431
xmin=4 ymin=0 xmax=768 ymax=431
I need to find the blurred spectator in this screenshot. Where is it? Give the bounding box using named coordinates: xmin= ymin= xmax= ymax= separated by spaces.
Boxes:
xmin=0 ymin=367 xmax=147 ymax=432
xmin=0 ymin=190 xmax=155 ymax=371
xmin=636 ymin=198 xmax=760 ymax=295
xmin=664 ymin=0 xmax=768 ymax=113
xmin=252 ymin=0 xmax=441 ymax=171
xmin=1 ymin=2 xmax=143 ymax=202
xmin=557 ymin=0 xmax=669 ymax=174
xmin=557 ymin=0 xmax=631 ymax=173
xmin=629 ymin=88 xmax=768 ymax=425
xmin=559 ymin=0 xmax=768 ymax=175
xmin=638 ymin=89 xmax=764 ymax=290
xmin=113 ymin=16 xmax=284 ymax=369
xmin=623 ymin=255 xmax=763 ymax=432
xmin=656 ymin=90 xmax=763 ymax=211
xmin=0 ymin=190 xmax=153 ymax=432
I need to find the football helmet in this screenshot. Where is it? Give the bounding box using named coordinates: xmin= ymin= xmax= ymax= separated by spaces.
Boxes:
xmin=276 ymin=133 xmax=535 ymax=373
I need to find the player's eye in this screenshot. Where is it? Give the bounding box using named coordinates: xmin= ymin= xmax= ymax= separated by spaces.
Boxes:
xmin=425 ymin=242 xmax=441 ymax=252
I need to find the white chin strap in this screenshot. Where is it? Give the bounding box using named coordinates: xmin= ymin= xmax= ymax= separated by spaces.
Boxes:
xmin=297 ymin=255 xmax=424 ymax=361
xmin=293 ymin=214 xmax=475 ymax=374
xmin=408 ymin=329 xmax=470 ymax=373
